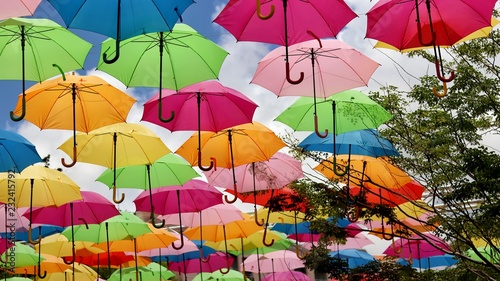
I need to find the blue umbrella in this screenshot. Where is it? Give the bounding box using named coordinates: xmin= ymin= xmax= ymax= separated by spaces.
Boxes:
xmin=298 ymin=129 xmax=399 ymax=158
xmin=329 ymin=249 xmax=377 ymax=268
xmin=46 ymin=0 xmax=195 ymax=63
xmin=398 ymin=254 xmax=458 ymax=270
xmin=0 ymin=129 xmax=42 ymax=172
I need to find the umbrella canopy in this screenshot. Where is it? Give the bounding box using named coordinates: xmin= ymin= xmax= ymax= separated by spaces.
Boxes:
xmin=14 ymin=253 xmax=71 ymax=274
xmin=329 ymin=249 xmax=377 ymax=268
xmin=251 ymin=39 xmax=380 ymax=99
xmin=0 ymin=165 xmax=81 ymax=208
xmin=298 ymin=129 xmax=400 ymax=158
xmin=0 ymin=0 xmax=41 ymax=19
xmin=467 ymin=245 xmax=500 ymax=263
xmin=0 ymin=242 xmax=42 ymax=268
xmin=97 ymin=23 xmax=228 ymax=91
xmin=42 ymin=262 xmax=98 ymax=281
xmin=243 ymin=250 xmax=305 ymax=273
xmin=168 ymin=251 xmax=236 ymax=275
xmin=398 ymin=254 xmax=458 ymax=270
xmin=315 ymin=155 xmax=425 ymax=206
xmin=0 ymin=17 xmax=91 ymax=121
xmin=142 ymin=80 xmax=258 ymax=132
xmin=160 ymin=203 xmax=244 ymax=227
xmin=262 ymin=271 xmax=312 ymax=281
xmin=0 ymin=129 xmax=42 ymax=172
xmin=193 ymin=269 xmax=245 ymax=281
xmin=35 ymin=233 xmax=104 ymax=258
xmin=383 ymin=233 xmax=451 ymax=259
xmin=275 ymin=90 xmax=392 ymax=134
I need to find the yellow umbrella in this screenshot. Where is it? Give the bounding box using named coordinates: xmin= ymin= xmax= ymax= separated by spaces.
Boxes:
xmin=43 ymin=262 xmax=99 ymax=281
xmin=176 ymin=122 xmax=286 ymax=203
xmin=0 ymin=165 xmax=82 ymax=244
xmin=13 ymin=73 xmax=137 ymax=168
xmin=35 ymin=233 xmax=103 ymax=258
xmin=58 ymin=123 xmax=171 ymax=203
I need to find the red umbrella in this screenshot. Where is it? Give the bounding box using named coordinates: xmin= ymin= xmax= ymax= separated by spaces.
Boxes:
xmin=214 ymin=0 xmax=357 ymax=84
xmin=133 ymin=179 xmax=223 ymax=250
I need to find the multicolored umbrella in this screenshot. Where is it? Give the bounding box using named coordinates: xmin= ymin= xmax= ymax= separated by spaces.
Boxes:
xmin=47 ymin=0 xmax=194 ymax=63
xmin=176 ymin=122 xmax=286 ymax=203
xmin=0 ymin=129 xmax=42 ymax=172
xmin=12 ymin=73 xmax=136 ymax=167
xmin=97 ymin=24 xmax=228 ymax=122
xmin=0 ymin=17 xmax=91 ymax=121
xmin=58 ymin=122 xmax=170 ymax=203
xmin=214 ymin=0 xmax=356 ymax=85
xmin=0 ymin=0 xmax=41 ymax=19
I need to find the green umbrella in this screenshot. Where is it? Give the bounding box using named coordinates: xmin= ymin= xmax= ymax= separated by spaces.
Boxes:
xmin=193 ymin=269 xmax=245 ymax=281
xmin=0 ymin=242 xmax=44 ymax=268
xmin=97 ymin=23 xmax=228 ymax=122
xmin=96 ymin=153 xmax=200 ymax=228
xmin=0 ymin=17 xmax=91 ymax=121
xmin=275 ymin=89 xmax=392 ymax=176
xmin=467 ymin=246 xmax=500 ymax=263
xmin=107 ymin=263 xmax=174 ymax=281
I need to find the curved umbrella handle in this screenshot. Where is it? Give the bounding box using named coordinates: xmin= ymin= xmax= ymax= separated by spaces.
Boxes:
xmin=37 ymin=265 xmax=47 ymax=278
xmin=262 ymin=226 xmax=275 ymax=247
xmin=103 ymin=39 xmax=121 ymax=64
xmin=381 ymin=222 xmax=395 ymax=241
xmin=403 ymin=251 xmax=413 ymax=265
xmin=200 ymin=248 xmax=211 ymax=263
xmin=157 ymin=98 xmax=175 ymax=123
xmin=63 ymin=255 xmax=75 ymax=265
xmin=253 ymin=206 xmax=265 ymax=226
xmin=416 ymin=23 xmax=436 ymax=46
xmin=52 ymin=63 xmax=66 ymax=81
xmin=433 ymin=81 xmax=448 ymax=98
xmin=256 ymin=0 xmax=274 ymax=20
xmin=285 ymin=62 xmax=304 ymax=85
xmin=435 ymin=60 xmax=455 ymax=83
xmin=333 ymin=156 xmax=348 ymax=177
xmin=10 ymin=94 xmax=26 ymax=122
xmin=391 ymin=238 xmax=402 ymax=254
xmin=219 ymin=263 xmax=231 ymax=274
xmin=346 ymin=205 xmax=360 ymax=223
xmin=151 ymin=213 xmax=166 ymax=229
xmin=197 ymin=151 xmax=215 ymax=171
xmin=28 ymin=226 xmax=42 ymax=244
xmin=306 ymin=30 xmax=323 ymax=48
xmin=224 ymin=183 xmax=239 ymax=204
xmin=61 ymin=146 xmax=77 ymax=167
xmin=0 ymin=253 xmax=6 ymax=263
xmin=78 ymin=218 xmax=89 ymax=229
xmin=295 ymin=243 xmax=307 ymax=259
xmin=112 ymin=185 xmax=125 ymax=204
xmin=314 ymin=115 xmax=328 ymax=138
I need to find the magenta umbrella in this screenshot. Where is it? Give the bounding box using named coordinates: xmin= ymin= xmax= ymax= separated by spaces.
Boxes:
xmin=204 ymin=152 xmax=303 ymax=225
xmin=244 ymin=250 xmax=305 ymax=273
xmin=383 ymin=232 xmax=451 ymax=261
xmin=0 ymin=0 xmax=42 ymax=20
xmin=168 ymin=251 xmax=235 ymax=275
xmin=214 ymin=0 xmax=357 ymax=84
xmin=133 ymin=179 xmax=223 ymax=250
xmin=263 ymin=270 xmax=312 ymax=281
xmin=142 ymin=80 xmax=258 ymax=172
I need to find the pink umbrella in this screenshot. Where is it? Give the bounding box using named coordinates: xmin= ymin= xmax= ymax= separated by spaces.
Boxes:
xmin=243 ymin=250 xmax=305 ymax=273
xmin=0 ymin=0 xmax=42 ymax=20
xmin=263 ymin=270 xmax=312 ymax=281
xmin=383 ymin=233 xmax=451 ymax=261
xmin=133 ymin=179 xmax=223 ymax=249
xmin=142 ymin=80 xmax=258 ymax=172
xmin=214 ymin=0 xmax=357 ymax=84
xmin=204 ymin=152 xmax=303 ymax=225
xmin=252 ymin=39 xmax=380 ymax=138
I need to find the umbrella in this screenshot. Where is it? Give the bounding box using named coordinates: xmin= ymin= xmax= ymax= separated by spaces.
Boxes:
xmin=298 ymin=129 xmax=400 ymax=158
xmin=383 ymin=233 xmax=451 ymax=260
xmin=0 ymin=241 xmax=43 ymax=269
xmin=0 ymin=17 xmax=91 ymax=121
xmin=0 ymin=0 xmax=41 ymax=19
xmin=243 ymin=250 xmax=305 ymax=273
xmin=58 ymin=122 xmax=171 ymax=203
xmin=14 ymin=253 xmax=71 ymax=275
xmin=42 ymin=262 xmax=98 ymax=281
xmin=329 ymin=249 xmax=377 ymax=269
xmin=107 ymin=262 xmax=174 ymax=281
xmin=142 ymin=80 xmax=258 ymax=170
xmin=0 ymin=165 xmax=82 ymax=244
xmin=467 ymin=245 xmax=500 ymax=263
xmin=96 ymin=153 xmax=200 ymax=228
xmin=133 ymin=179 xmax=223 ymax=249
xmin=214 ymin=0 xmax=356 ymax=84
xmin=193 ymin=269 xmax=245 ymax=281
xmin=25 ymin=190 xmax=120 ymax=264
xmin=252 ymin=39 xmax=380 ymax=136
xmin=176 ymin=122 xmax=286 ymax=203
xmin=47 ymin=0 xmax=194 ymax=63
xmin=97 ymin=24 xmax=228 ymax=122
xmin=12 ymin=73 xmax=136 ymax=167
xmin=0 ymin=129 xmax=42 ymax=173
xmin=204 ymin=152 xmax=304 ymax=225
xmin=168 ymin=251 xmax=236 ymax=278
xmin=365 ymin=0 xmax=497 ymax=94
xmin=315 ymin=155 xmax=425 ymax=207
xmin=34 ymin=233 xmax=103 ymax=260
xmin=262 ymin=271 xmax=312 ymax=281
xmin=398 ymin=254 xmax=458 ymax=270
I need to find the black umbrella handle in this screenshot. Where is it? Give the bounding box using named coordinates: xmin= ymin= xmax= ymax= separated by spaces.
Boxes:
xmin=103 ymin=0 xmax=121 ymax=64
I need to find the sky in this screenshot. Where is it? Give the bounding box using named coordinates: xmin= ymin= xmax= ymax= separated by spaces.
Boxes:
xmin=0 ymin=0 xmax=462 ymax=256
